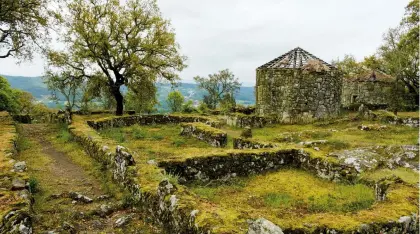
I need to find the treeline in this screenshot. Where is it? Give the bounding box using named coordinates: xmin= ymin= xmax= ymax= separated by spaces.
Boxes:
xmin=333 ymin=0 xmax=419 ymax=111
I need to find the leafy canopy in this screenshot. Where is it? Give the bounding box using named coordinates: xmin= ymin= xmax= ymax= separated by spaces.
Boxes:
xmin=166 ymin=90 xmax=184 ymax=112
xmin=194 ymin=69 xmax=241 ymax=109
xmin=46 ymin=0 xmax=186 ymax=115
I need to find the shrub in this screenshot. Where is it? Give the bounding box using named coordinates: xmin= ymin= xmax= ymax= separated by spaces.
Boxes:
xmin=182 ymin=100 xmax=197 ymax=113
xmin=28 ymin=177 xmax=39 ymax=193
xmin=167 ymin=90 xmax=184 ymax=112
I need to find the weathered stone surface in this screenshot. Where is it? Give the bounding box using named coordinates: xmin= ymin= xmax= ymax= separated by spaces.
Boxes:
xmin=115 ymin=215 xmax=131 ymax=228
xmin=233 ymin=138 xmax=274 ymax=150
xmin=11 ymin=178 xmax=26 ymax=190
xmin=223 ymin=114 xmax=277 ymax=128
xmin=330 ymin=145 xmax=419 ymax=172
xmin=86 ymin=114 xmax=221 ymax=130
xmin=180 ymin=122 xmax=227 ymax=147
xmin=248 ymin=218 xmax=284 ymax=234
xmin=256 ymin=67 xmax=341 ymax=123
xmin=69 ymin=192 xmax=93 ymax=204
xmin=0 ymin=210 xmax=32 ymax=234
xmin=159 ymin=149 xmax=358 ymax=183
xmin=13 ymin=161 xmax=27 ymax=172
xmin=342 ymin=78 xmax=394 ymax=109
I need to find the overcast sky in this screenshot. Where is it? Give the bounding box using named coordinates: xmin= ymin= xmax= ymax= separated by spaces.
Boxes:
xmin=0 ymin=0 xmax=409 ymax=86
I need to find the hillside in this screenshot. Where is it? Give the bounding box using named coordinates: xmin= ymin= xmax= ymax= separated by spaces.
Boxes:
xmin=2 ymin=74 xmax=255 ymax=111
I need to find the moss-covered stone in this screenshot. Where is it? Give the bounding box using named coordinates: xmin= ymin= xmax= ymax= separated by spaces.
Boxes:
xmin=180 ymin=122 xmax=227 ymax=147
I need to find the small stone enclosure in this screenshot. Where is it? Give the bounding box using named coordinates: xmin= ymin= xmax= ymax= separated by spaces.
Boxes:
xmin=256 ymin=47 xmax=342 ymax=123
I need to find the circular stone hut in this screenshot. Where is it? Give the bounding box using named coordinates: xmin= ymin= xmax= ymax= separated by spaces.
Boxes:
xmin=255 ymin=47 xmax=342 ymax=123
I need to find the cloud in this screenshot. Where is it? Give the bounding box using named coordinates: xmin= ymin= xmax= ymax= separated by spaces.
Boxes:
xmin=1 ymin=0 xmax=409 ymax=86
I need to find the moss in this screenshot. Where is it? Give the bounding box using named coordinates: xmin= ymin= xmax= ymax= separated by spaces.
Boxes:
xmin=361 ymin=167 xmax=419 ymax=186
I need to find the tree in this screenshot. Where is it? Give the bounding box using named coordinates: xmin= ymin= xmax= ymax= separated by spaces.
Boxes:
xmin=0 ymin=0 xmax=51 ymax=60
xmin=166 ymin=90 xmax=184 ymax=112
xmin=193 ymin=69 xmax=241 ymax=109
xmin=14 ymin=90 xmax=36 ymax=114
xmin=377 ymin=0 xmax=419 ymax=104
xmin=125 ymin=84 xmax=158 ymax=114
xmin=47 ymin=0 xmax=186 ymax=115
xmin=0 ymin=76 xmax=19 ymax=112
xmin=332 ymin=55 xmax=365 ymax=78
xmin=44 ymin=51 xmax=86 ymax=112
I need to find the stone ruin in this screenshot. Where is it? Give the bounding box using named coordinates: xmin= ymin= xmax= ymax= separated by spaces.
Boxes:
xmin=255 ymin=47 xmax=342 ymax=123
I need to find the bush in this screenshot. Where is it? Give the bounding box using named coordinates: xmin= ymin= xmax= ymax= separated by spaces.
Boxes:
xmin=28 ymin=177 xmax=39 ymax=193
xmin=182 ymin=100 xmax=197 ymax=113
xmin=167 ymin=90 xmax=184 ymax=112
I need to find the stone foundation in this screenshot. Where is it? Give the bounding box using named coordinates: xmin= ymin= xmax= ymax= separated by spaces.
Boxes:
xmin=233 ymin=138 xmax=274 ymax=149
xmin=180 ymin=123 xmax=227 ymax=147
xmin=0 ymin=112 xmax=33 ymax=234
xmin=222 ymin=114 xmax=277 ymax=128
xmin=87 ymin=114 xmax=221 ymax=130
xmin=159 ymin=149 xmax=358 ymax=183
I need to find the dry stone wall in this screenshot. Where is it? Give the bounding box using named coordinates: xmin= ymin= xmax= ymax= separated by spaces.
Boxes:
xmin=68 ymin=125 xmax=209 ymax=234
xmin=87 ymin=114 xmax=221 ymax=130
xmin=255 ymin=69 xmax=342 ymax=123
xmin=342 ymin=80 xmax=393 ymax=108
xmin=159 ymin=149 xmax=358 ymax=183
xmin=0 ymin=113 xmax=33 ymax=234
xmin=180 ymin=123 xmax=227 ymax=147
xmin=222 ymin=114 xmax=277 ymax=128
xmin=233 ymin=138 xmax=274 ymax=149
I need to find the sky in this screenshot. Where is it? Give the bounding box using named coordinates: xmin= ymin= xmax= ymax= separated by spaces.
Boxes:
xmin=0 ymin=0 xmax=409 ymax=86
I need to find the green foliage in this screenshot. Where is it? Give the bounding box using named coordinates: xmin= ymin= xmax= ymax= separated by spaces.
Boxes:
xmin=28 ymin=177 xmax=40 ymax=194
xmin=181 ymin=100 xmax=197 ymax=113
xmin=219 ymin=93 xmax=236 ymax=113
xmin=50 ymin=0 xmax=187 ymax=115
xmin=332 ymin=55 xmax=365 ymax=78
xmin=194 ymin=69 xmax=241 ymax=109
xmin=197 ymin=102 xmax=209 ymax=114
xmin=125 ymin=83 xmax=158 ymax=114
xmin=166 ymin=90 xmax=184 ymax=112
xmin=172 ymin=139 xmax=186 ymax=147
xmin=0 ymin=0 xmax=52 ymax=60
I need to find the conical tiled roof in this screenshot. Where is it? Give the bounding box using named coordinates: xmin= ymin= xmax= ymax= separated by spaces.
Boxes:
xmin=258 ymin=47 xmax=335 ymax=70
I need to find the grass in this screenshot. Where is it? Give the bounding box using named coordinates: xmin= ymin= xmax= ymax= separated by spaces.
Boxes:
xmin=70 ymin=113 xmax=418 ymax=233
xmin=361 ymin=167 xmax=419 ymax=186
xmin=191 ymin=169 xmax=416 ymax=233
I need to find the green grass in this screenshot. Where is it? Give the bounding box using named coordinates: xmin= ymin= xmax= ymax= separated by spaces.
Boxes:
xmin=361 ymin=167 xmax=419 ymax=186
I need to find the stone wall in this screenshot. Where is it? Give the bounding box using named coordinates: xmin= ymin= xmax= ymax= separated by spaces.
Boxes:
xmin=255 ymin=69 xmax=342 ymax=123
xmin=68 ymin=126 xmax=209 ymax=234
xmin=180 ymin=123 xmax=227 ymax=147
xmin=159 ymin=149 xmax=358 ymax=183
xmin=0 ymin=112 xmax=33 ymax=234
xmin=342 ymin=80 xmax=393 ymax=108
xmin=222 ymin=114 xmax=277 ymax=128
xmin=87 ymin=114 xmax=221 ymax=130
xmin=233 ymin=138 xmax=274 ymax=149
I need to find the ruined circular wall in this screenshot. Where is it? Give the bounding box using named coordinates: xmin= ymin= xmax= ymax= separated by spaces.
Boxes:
xmin=255 ymin=68 xmax=342 ymax=123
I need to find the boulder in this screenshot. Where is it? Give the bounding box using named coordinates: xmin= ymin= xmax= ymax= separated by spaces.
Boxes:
xmin=11 ymin=178 xmax=26 ymax=190
xmin=13 ymin=161 xmax=27 ymax=172
xmin=69 ymin=192 xmax=93 ymax=204
xmin=248 ymin=218 xmax=284 ymax=234
xmin=241 ymin=126 xmax=253 ymax=139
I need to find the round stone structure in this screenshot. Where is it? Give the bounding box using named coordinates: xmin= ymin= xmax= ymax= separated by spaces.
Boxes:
xmin=255 ymin=47 xmax=342 ymax=123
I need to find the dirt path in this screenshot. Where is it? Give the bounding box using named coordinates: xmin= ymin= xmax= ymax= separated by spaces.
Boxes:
xmin=17 ymin=124 xmax=159 ymax=234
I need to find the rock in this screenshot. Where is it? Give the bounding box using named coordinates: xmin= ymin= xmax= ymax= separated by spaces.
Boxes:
xmin=147 ymin=159 xmax=157 ymax=165
xmin=248 ymin=218 xmax=284 ymax=234
xmin=102 ymin=145 xmax=110 ymax=152
xmin=69 ymin=192 xmax=93 ymax=203
xmin=241 ymin=126 xmax=253 ymax=139
xmin=91 ymin=220 xmax=104 ymax=229
xmin=398 ymin=215 xmax=411 ymax=226
xmin=157 ymin=179 xmax=177 ymax=198
xmin=313 ymin=147 xmax=320 ymax=151
xmin=11 ymin=178 xmax=26 ymax=190
xmin=62 ymin=222 xmax=76 ymax=234
xmin=96 ymin=195 xmax=111 ymax=201
xmin=96 ymin=204 xmax=114 ymax=217
xmin=13 ymin=161 xmax=27 ymax=172
xmin=299 ymin=140 xmax=327 ymax=147
xmin=115 ymin=215 xmax=131 ymax=228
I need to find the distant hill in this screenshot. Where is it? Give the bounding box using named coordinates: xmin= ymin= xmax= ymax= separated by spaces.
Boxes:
xmin=2 ymin=74 xmax=255 ymax=111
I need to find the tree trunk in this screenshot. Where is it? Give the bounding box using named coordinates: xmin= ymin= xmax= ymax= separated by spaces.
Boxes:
xmin=111 ymin=85 xmax=124 ymax=116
